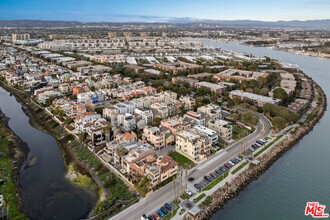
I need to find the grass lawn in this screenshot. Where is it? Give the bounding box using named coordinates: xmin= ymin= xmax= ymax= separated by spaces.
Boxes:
xmin=194 ymin=193 xmax=206 ymax=203
xmin=169 ymin=151 xmax=194 ymax=167
xmin=67 ymin=164 xmax=93 ymax=189
xmin=232 ymin=125 xmax=250 ymax=140
xmin=231 ymin=162 xmax=248 ymax=175
xmin=180 ymin=194 xmax=189 ymax=200
xmin=134 ymin=183 xmax=147 ymax=197
xmin=254 ymin=135 xmax=284 ymax=157
xmin=202 ymin=172 xmax=229 ymax=191
xmin=72 ymin=173 xmax=92 ymax=188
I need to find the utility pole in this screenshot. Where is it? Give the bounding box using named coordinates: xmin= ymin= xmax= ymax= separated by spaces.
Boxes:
xmin=184 ymin=166 xmax=188 ymax=193
xmin=180 ymin=168 xmax=184 ymax=197
xmin=173 ymin=176 xmax=177 ymax=203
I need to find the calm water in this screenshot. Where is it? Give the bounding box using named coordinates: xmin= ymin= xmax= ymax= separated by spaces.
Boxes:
xmin=201 ymin=40 xmax=330 ymax=220
xmin=0 ymin=87 xmax=96 ymax=220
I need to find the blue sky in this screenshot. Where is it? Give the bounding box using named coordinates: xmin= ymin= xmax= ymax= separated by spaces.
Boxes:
xmin=0 ymin=0 xmax=329 ymax=22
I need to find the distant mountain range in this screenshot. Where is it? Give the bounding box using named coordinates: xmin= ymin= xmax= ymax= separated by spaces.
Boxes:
xmin=0 ymin=19 xmax=329 ymax=29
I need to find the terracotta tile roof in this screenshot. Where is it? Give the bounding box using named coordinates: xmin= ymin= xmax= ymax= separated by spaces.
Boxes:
xmin=123 ymin=133 xmax=137 ymax=141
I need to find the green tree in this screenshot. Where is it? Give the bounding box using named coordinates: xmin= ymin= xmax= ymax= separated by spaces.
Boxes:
xmin=260 ymin=87 xmax=269 ymax=96
xmin=152 ymin=117 xmax=162 ymax=127
xmin=273 ymin=88 xmax=288 ymax=102
xmin=272 ymin=116 xmax=287 ymax=132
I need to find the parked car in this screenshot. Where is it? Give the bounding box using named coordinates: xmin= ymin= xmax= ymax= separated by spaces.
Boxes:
xmin=141 ymin=214 xmax=148 ymax=220
xmin=255 ymin=143 xmax=262 ymax=147
xmin=256 ymin=140 xmax=264 ymax=145
xmin=165 ymin=203 xmax=172 ymax=211
xmin=157 ymin=210 xmax=164 ymax=217
xmin=186 ymin=189 xmax=193 ymax=197
xmin=224 ymin=163 xmax=232 ymax=169
xmin=204 ymin=175 xmax=212 ymax=182
xmin=210 ymin=173 xmax=217 ymax=178
xmin=165 ymin=203 xmax=171 ymax=211
xmin=152 ymin=213 xmax=160 ymax=220
xmin=194 ymin=183 xmax=202 ymax=190
xmin=215 ymin=169 xmax=223 ymax=175
xmin=148 ymin=215 xmax=156 ymax=220
xmin=161 ymin=206 xmax=168 ymax=215
xmin=228 ymin=161 xmax=235 ymax=166
xmin=231 ymin=159 xmax=238 ymax=164
xmin=235 ymin=156 xmax=242 ymax=161
xmin=188 ymin=177 xmax=195 ymax=182
xmin=220 ymin=166 xmax=228 ymax=172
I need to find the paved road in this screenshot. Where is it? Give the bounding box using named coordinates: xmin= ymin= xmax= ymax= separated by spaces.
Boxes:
xmin=110 ymin=113 xmax=272 ymax=220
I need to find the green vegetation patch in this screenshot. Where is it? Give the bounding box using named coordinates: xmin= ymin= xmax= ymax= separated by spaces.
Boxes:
xmin=194 ymin=193 xmax=206 ymax=203
xmin=200 ymin=196 xmax=212 ymax=207
xmin=232 ymin=125 xmax=250 ymax=140
xmin=254 ymin=135 xmax=284 ymax=157
xmin=0 ymin=124 xmax=27 ymax=219
xmin=231 ymin=162 xmax=249 ymax=175
xmin=134 ymin=183 xmax=147 ymax=197
xmin=169 ymin=151 xmax=194 ymax=167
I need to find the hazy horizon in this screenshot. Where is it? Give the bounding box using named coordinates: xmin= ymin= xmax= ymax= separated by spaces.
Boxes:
xmin=1 ymin=0 xmax=330 ymax=23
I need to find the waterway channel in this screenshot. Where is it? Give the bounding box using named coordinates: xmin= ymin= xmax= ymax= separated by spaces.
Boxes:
xmin=0 ymin=86 xmax=96 ymax=220
xmin=200 ymin=40 xmax=330 ymax=220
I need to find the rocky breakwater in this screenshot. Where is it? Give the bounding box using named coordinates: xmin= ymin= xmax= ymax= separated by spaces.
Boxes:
xmin=193 ymin=88 xmax=327 ymax=220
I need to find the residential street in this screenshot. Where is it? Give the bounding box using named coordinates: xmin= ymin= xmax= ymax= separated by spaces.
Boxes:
xmin=110 ymin=113 xmax=272 ymax=220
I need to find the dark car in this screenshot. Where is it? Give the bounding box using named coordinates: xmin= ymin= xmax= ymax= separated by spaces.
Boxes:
xmin=231 ymin=159 xmax=238 ymax=164
xmin=165 ymin=203 xmax=172 ymax=211
xmin=256 ymin=140 xmax=264 ymax=145
xmin=233 ymin=158 xmax=240 ymax=163
xmin=210 ymin=173 xmax=216 ymax=178
xmin=161 ymin=206 xmax=168 ymax=215
xmin=188 ymin=177 xmax=195 ymax=182
xmin=194 ymin=183 xmax=202 ymax=190
xmin=219 ymin=166 xmax=228 ymax=172
xmin=204 ymin=175 xmax=212 ymax=182
xmin=141 ymin=214 xmax=148 ymax=220
xmin=215 ymin=169 xmax=223 ymax=175
xmin=148 ymin=215 xmax=156 ymax=220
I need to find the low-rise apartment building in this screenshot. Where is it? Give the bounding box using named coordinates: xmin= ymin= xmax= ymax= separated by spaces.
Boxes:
xmin=179 ymin=96 xmax=196 ymax=111
xmin=176 ymin=130 xmax=211 ymax=162
xmin=229 ymin=90 xmax=281 ymax=107
xmin=143 ymin=127 xmax=166 ymax=150
xmin=160 ymin=117 xmax=191 ymax=136
xmin=184 ymin=111 xmax=205 ymax=126
xmin=135 ymin=109 xmax=153 ymax=125
xmin=195 ymin=81 xmax=227 ymax=94
xmin=208 ymin=119 xmax=233 ymax=142
xmin=192 ymin=125 xmax=218 ymax=147
xmin=197 ymin=104 xmax=222 ymax=120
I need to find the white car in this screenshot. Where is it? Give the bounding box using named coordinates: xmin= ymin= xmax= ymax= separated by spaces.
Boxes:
xmin=186 ymin=189 xmax=193 ymax=197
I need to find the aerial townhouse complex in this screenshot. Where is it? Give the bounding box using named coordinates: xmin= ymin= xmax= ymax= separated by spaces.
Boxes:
xmin=0 ymin=32 xmax=314 ymax=212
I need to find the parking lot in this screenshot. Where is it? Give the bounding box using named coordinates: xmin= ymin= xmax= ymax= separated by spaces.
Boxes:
xmin=190 ymin=138 xmax=268 ymax=192
xmin=142 ymin=202 xmax=177 ymax=220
